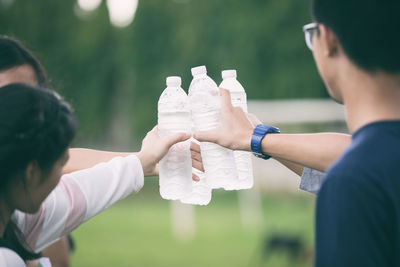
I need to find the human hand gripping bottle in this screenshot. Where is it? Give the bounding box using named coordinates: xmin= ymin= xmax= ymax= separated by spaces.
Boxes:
xmin=158 ymin=76 xmax=193 ymax=200
xmin=188 ymin=66 xmax=238 ymax=189
xmin=219 ymin=70 xmax=254 ymax=190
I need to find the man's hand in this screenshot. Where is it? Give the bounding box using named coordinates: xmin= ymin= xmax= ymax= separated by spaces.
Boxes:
xmin=194 ymin=88 xmax=255 ymax=151
xmin=190 ymin=141 xmax=204 ymax=173
xmin=247 ymin=113 xmax=263 ymax=127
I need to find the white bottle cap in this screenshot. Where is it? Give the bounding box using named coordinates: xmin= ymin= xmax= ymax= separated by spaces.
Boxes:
xmin=166 ymin=76 xmax=182 ymax=87
xmin=191 ymin=65 xmax=207 ymax=76
xmin=221 ymin=69 xmax=237 ymax=79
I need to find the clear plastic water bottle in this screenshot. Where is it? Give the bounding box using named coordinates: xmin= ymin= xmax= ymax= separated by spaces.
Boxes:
xmin=158 ymin=76 xmax=193 ymax=200
xmin=188 ymin=66 xmax=238 ymax=189
xmin=219 ymin=70 xmax=254 ymax=190
xmin=181 ymin=138 xmax=212 ymax=205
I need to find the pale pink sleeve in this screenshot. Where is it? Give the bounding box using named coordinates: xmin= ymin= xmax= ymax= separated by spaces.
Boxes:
xmin=12 ymin=155 xmax=144 ymax=253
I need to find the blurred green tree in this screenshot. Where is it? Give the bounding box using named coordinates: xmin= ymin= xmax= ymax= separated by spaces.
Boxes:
xmin=0 ymin=0 xmax=327 ymax=148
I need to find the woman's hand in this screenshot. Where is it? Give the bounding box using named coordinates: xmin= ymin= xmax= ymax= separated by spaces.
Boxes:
xmin=137 ymin=126 xmax=195 ymax=178
xmin=194 ymin=88 xmax=255 ymax=151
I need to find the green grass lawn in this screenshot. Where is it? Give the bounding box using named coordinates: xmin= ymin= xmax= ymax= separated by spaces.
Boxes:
xmin=71 ymin=179 xmax=315 ymax=267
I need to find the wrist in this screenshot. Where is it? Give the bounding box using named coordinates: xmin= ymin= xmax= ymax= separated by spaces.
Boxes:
xmin=251 ymin=124 xmax=280 ymax=160
xmin=242 ymin=126 xmax=255 ymax=151
xmin=137 ymin=151 xmax=154 ymax=177
xmin=260 ymin=133 xmax=278 ymax=158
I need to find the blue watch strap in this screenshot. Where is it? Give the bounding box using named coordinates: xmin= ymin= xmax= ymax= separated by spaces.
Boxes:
xmin=251 ymin=124 xmax=280 ymax=160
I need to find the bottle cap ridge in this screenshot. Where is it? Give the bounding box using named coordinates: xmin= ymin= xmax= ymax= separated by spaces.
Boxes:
xmin=191 ymin=65 xmax=207 ymax=76
xmin=166 ymin=76 xmax=182 ymax=87
xmin=221 ymin=70 xmax=237 ymax=79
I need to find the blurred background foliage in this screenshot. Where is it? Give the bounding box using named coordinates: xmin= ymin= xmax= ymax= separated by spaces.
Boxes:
xmin=0 ymin=0 xmax=326 ymax=149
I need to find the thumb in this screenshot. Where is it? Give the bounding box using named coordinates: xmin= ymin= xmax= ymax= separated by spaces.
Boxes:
xmin=194 ymin=130 xmax=220 ymax=143
xmin=166 ymin=132 xmax=191 ymax=147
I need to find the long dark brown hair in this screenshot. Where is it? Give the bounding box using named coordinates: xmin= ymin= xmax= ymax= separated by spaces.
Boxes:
xmin=0 ymin=83 xmax=76 ymax=260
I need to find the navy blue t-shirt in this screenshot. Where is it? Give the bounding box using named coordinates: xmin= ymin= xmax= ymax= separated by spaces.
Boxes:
xmin=315 ymin=121 xmax=400 ymax=267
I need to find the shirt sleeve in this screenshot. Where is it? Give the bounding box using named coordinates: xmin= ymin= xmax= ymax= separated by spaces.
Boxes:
xmin=0 ymin=248 xmax=25 ymax=267
xmin=299 ymin=167 xmax=325 ymax=194
xmin=315 ymin=173 xmax=394 ymax=267
xmin=12 ymin=155 xmax=144 ymax=253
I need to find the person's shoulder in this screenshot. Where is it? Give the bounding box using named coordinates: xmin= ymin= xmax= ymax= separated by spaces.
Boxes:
xmin=0 ymin=247 xmax=25 ymax=267
xmin=324 ymin=148 xmax=367 ymax=185
xmin=321 ymin=136 xmax=398 ymax=201
xmin=352 ymin=120 xmax=400 ymax=158
xmin=326 ymin=121 xmax=400 ymax=184
xmin=324 ymin=147 xmax=385 ymax=193
xmin=319 ymin=156 xmax=388 ymax=211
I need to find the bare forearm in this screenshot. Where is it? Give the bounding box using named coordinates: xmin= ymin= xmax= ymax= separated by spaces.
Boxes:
xmin=261 ymin=133 xmax=351 ymax=172
xmin=275 ymin=157 xmax=304 ymax=176
xmin=64 ymin=148 xmax=134 ymax=174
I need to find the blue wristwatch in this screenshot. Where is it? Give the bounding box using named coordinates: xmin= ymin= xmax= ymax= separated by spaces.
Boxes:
xmin=251 ymin=124 xmax=280 ymax=160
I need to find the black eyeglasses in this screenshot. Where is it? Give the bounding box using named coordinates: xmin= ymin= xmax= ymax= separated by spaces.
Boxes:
xmin=302 ymin=22 xmax=319 ymax=51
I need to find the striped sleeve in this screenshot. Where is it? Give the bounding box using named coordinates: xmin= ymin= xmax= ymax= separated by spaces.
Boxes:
xmin=12 ymin=155 xmax=144 ymax=253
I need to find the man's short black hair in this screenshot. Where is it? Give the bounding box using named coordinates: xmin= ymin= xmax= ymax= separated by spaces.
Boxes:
xmin=312 ymin=0 xmax=400 ymax=73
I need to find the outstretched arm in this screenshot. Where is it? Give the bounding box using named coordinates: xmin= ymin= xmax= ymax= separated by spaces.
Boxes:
xmin=64 ymin=129 xmax=201 ymax=181
xmin=14 ymin=126 xmax=191 ymax=253
xmin=194 ymin=88 xmax=351 ymax=173
xmin=260 ymin=133 xmax=350 ymax=172
xmin=64 ymin=148 xmax=132 ymax=174
xmin=247 ymin=113 xmax=319 ymax=176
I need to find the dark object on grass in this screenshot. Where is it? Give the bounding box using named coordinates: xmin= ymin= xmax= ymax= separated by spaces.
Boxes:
xmin=263 ymin=233 xmax=308 ymax=262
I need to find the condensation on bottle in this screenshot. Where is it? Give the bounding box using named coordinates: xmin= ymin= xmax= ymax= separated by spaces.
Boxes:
xmin=219 ymin=70 xmax=254 ymax=190
xmin=188 ymin=66 xmax=238 ymax=189
xmin=158 ymin=76 xmax=192 ymax=200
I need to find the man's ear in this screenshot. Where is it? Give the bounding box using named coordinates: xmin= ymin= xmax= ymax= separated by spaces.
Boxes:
xmin=25 ymin=161 xmax=41 ymax=187
xmin=318 ymin=24 xmax=340 ymax=57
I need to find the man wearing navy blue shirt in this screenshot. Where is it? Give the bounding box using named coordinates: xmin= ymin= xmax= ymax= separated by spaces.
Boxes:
xmin=316 ymin=121 xmax=400 ymax=266
xmin=306 ymin=0 xmax=400 ymax=265
xmin=194 ymin=0 xmax=400 ymax=265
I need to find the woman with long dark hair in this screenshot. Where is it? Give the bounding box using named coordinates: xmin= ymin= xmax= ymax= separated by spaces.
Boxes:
xmin=0 ymin=83 xmax=190 ymax=266
xmin=0 ymin=34 xmax=76 ymax=267
xmin=0 ymin=36 xmax=195 ymax=266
